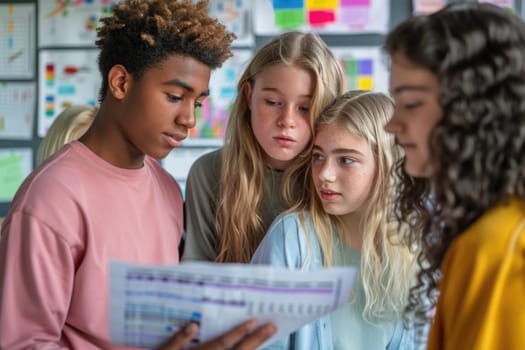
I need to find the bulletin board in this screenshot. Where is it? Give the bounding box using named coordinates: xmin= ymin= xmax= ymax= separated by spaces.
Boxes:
xmin=186 ymin=49 xmax=252 ymax=145
xmin=37 ymin=49 xmax=100 ymax=137
xmin=38 ymin=0 xmax=116 ymax=48
xmin=0 ymin=81 xmax=36 ymax=140
xmin=2 ymin=0 xmax=522 ymax=215
xmin=208 ymin=0 xmax=255 ymax=47
xmin=254 ymin=0 xmax=390 ymax=35
xmin=0 ymin=4 xmax=35 ymax=79
xmin=331 ymin=46 xmax=389 ymax=93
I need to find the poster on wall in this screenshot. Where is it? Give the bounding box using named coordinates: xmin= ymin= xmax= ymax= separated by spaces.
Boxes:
xmin=38 ymin=49 xmax=100 ymax=137
xmin=331 ymin=46 xmax=389 ymax=93
xmin=0 ymin=82 xmax=36 ymax=140
xmin=0 ymin=4 xmax=35 ymax=79
xmin=38 ymin=0 xmax=116 ymax=48
xmin=0 ymin=148 xmax=32 ymax=203
xmin=39 ymin=0 xmax=254 ymax=47
xmin=254 ymin=0 xmax=389 ymax=35
xmin=208 ymin=0 xmax=254 ymax=47
xmin=184 ymin=49 xmax=252 ymax=146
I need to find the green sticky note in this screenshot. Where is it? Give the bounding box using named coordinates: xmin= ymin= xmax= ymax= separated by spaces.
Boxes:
xmin=345 ymin=59 xmax=358 ymax=75
xmin=274 ymin=9 xmax=305 ymax=29
xmin=0 ymin=154 xmax=24 ymax=201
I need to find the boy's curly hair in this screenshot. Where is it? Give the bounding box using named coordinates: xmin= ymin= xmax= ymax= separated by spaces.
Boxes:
xmin=96 ymin=0 xmax=235 ymax=101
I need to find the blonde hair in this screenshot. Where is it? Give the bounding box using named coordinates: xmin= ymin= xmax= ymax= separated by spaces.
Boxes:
xmin=216 ymin=31 xmax=345 ymax=263
xmin=37 ymin=105 xmax=96 ymax=165
xmin=288 ymin=91 xmax=414 ymax=321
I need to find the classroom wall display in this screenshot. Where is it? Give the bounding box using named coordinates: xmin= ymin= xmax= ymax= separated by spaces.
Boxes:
xmin=254 ymin=0 xmax=390 ymax=35
xmin=331 ymin=46 xmax=389 ymax=93
xmin=0 ymin=4 xmax=35 ymax=79
xmin=208 ymin=0 xmax=254 ymax=47
xmin=185 ymin=49 xmax=252 ymax=146
xmin=0 ymin=82 xmax=36 ymax=140
xmin=38 ymin=49 xmax=100 ymax=137
xmin=38 ymin=0 xmax=254 ymax=48
xmin=38 ymin=0 xmax=116 ymax=48
xmin=0 ymin=0 xmax=437 ymax=217
xmin=0 ymin=148 xmax=33 ymax=203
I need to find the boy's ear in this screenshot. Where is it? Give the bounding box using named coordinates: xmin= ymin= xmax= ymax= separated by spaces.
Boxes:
xmin=107 ymin=64 xmax=131 ymax=100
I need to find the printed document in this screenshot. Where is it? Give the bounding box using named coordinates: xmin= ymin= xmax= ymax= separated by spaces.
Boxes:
xmin=109 ymin=261 xmax=356 ymax=348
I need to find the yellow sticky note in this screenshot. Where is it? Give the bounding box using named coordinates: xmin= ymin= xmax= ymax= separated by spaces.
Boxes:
xmin=306 ymin=0 xmax=339 ymax=10
xmin=358 ymin=76 xmax=373 ymax=90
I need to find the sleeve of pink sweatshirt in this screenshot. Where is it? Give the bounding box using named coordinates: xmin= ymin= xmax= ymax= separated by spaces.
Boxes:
xmin=0 ymin=144 xmax=184 ymax=349
xmin=0 ymin=210 xmax=73 ymax=349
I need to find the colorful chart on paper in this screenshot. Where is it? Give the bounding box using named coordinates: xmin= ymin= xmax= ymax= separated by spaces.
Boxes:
xmin=187 ymin=49 xmax=252 ymax=143
xmin=254 ymin=0 xmax=389 ymax=34
xmin=39 ymin=0 xmax=256 ymax=47
xmin=0 ymin=4 xmax=35 ymax=78
xmin=0 ymin=82 xmax=36 ymax=140
xmin=331 ymin=46 xmax=389 ymax=93
xmin=38 ymin=49 xmax=100 ymax=137
xmin=38 ymin=0 xmax=116 ymax=47
xmin=208 ymin=0 xmax=254 ymax=47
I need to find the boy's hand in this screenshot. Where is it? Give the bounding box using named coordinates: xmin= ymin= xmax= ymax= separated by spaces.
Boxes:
xmin=157 ymin=319 xmax=277 ymax=350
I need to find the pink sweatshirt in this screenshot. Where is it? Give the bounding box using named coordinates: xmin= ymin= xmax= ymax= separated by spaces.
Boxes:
xmin=0 ymin=142 xmax=183 ymax=349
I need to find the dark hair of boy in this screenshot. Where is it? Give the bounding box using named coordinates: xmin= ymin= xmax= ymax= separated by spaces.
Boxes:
xmin=96 ymin=0 xmax=235 ymax=102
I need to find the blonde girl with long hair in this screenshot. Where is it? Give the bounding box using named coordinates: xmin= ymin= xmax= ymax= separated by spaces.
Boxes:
xmin=183 ymin=31 xmax=345 ymax=263
xmin=252 ymin=91 xmax=417 ymax=349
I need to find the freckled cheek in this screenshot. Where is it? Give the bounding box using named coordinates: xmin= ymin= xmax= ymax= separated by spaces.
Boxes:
xmin=258 ymin=104 xmax=279 ymax=117
xmin=251 ymin=103 xmax=273 ymax=120
xmin=305 ymin=121 xmax=313 ymax=135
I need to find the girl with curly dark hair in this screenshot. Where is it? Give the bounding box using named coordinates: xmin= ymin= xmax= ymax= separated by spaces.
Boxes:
xmin=384 ymin=3 xmax=525 ymax=349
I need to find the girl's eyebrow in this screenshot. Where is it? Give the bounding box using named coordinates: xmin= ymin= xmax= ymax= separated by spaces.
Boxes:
xmin=261 ymin=87 xmax=312 ymax=98
xmin=313 ymin=144 xmax=364 ymax=156
xmin=390 ymin=84 xmax=432 ymax=97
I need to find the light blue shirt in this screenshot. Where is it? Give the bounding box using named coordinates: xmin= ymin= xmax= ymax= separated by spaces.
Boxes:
xmin=251 ymin=212 xmax=414 ymax=350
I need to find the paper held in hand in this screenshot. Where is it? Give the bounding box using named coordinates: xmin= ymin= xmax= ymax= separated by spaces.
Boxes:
xmin=109 ymin=260 xmax=357 ymax=349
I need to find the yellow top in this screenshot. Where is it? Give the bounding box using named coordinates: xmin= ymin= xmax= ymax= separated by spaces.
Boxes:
xmin=428 ymin=197 xmax=525 ymax=350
